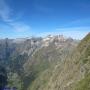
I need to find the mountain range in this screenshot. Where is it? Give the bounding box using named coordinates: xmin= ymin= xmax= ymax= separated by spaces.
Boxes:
xmin=0 ymin=33 xmax=90 ymax=90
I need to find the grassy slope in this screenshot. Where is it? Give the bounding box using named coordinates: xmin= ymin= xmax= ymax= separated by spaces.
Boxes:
xmin=27 ymin=44 xmax=76 ymax=90
xmin=28 ymin=33 xmax=90 ymax=90
xmin=73 ymin=33 xmax=90 ymax=90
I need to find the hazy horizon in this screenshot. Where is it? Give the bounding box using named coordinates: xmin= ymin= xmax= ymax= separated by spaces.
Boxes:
xmin=0 ymin=0 xmax=90 ymax=39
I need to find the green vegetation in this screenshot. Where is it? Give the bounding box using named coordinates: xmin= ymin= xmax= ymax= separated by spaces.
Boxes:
xmin=0 ymin=33 xmax=90 ymax=90
xmin=74 ymin=73 xmax=90 ymax=90
xmin=77 ymin=33 xmax=90 ymax=53
xmin=0 ymin=66 xmax=7 ymax=89
xmin=8 ymin=73 xmax=23 ymax=90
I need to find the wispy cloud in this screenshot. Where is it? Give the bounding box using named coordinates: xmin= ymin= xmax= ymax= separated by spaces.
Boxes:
xmin=10 ymin=22 xmax=31 ymax=32
xmin=0 ymin=0 xmax=31 ymax=32
xmin=0 ymin=0 xmax=12 ymax=22
xmin=59 ymin=18 xmax=90 ymax=28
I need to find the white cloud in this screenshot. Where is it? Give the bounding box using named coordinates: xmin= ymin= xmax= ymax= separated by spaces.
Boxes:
xmin=0 ymin=0 xmax=31 ymax=33
xmin=0 ymin=0 xmax=13 ymax=22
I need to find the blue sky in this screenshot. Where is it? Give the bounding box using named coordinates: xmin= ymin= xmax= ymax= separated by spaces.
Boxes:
xmin=0 ymin=0 xmax=90 ymax=39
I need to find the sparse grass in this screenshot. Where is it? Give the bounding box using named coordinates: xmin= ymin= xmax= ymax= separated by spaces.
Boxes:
xmin=74 ymin=73 xmax=90 ymax=90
